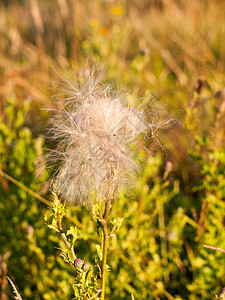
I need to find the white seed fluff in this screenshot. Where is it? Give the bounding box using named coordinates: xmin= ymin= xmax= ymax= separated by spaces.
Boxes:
xmin=47 ymin=70 xmax=147 ymax=205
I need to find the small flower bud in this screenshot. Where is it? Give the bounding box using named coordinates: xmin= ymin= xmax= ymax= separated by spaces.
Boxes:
xmin=219 ymin=288 xmax=225 ymax=299
xmin=165 ymin=161 xmax=173 ymax=173
xmin=74 ymin=258 xmax=84 ymax=269
xmin=26 ymin=225 xmax=34 ymax=239
xmin=82 ymin=263 xmax=90 ymax=271
xmin=26 ymin=225 xmax=34 ymax=235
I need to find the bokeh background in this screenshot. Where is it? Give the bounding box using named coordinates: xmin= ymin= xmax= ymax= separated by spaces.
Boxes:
xmin=1 ymin=0 xmax=225 ymax=299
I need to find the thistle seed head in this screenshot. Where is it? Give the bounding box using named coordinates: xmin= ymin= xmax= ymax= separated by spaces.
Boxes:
xmin=47 ymin=68 xmax=148 ymax=205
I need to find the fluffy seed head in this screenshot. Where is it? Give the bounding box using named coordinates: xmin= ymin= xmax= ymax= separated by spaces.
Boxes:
xmin=47 ymin=68 xmax=148 ymax=205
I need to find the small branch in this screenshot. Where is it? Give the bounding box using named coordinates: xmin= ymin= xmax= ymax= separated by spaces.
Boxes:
xmin=7 ymin=277 xmax=22 ymax=300
xmin=1 ymin=253 xmax=10 ymax=300
xmin=57 ymin=217 xmax=76 ymax=260
xmin=203 ymin=245 xmax=225 ymax=253
xmin=0 ymin=169 xmax=83 ymax=228
xmin=101 ymin=199 xmax=112 ymax=300
xmin=103 ymin=199 xmax=112 ymax=221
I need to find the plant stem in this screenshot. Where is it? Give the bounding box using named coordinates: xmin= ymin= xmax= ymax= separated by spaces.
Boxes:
xmin=57 ymin=216 xmax=76 ymax=260
xmin=203 ymin=244 xmax=225 ymax=253
xmin=0 ymin=170 xmax=83 ymax=228
xmin=101 ymin=199 xmax=111 ymax=300
xmin=101 ymin=222 xmax=108 ymax=300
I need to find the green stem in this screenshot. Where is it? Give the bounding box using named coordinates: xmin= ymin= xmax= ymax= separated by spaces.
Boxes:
xmin=101 ymin=199 xmax=111 ymax=300
xmin=101 ymin=222 xmax=108 ymax=300
xmin=57 ymin=216 xmax=76 ymax=260
xmin=0 ymin=170 xmax=83 ymax=228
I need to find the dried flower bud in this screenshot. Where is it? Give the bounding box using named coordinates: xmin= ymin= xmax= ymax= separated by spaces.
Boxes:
xmin=74 ymin=258 xmax=84 ymax=269
xmin=82 ymin=263 xmax=90 ymax=271
xmin=26 ymin=225 xmax=34 ymax=240
xmin=219 ymin=288 xmax=225 ymax=299
xmin=165 ymin=161 xmax=173 ymax=173
xmin=26 ymin=225 xmax=34 ymax=235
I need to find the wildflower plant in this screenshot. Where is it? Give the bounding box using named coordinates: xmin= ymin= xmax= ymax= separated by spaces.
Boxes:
xmin=46 ymin=67 xmax=149 ymax=299
xmin=45 ymin=191 xmax=100 ymax=299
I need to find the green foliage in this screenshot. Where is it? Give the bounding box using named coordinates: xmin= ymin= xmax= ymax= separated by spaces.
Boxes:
xmin=1 ymin=87 xmax=225 ymax=299
xmin=1 ymin=1 xmax=225 ymax=299
xmin=45 ymin=193 xmax=100 ymax=300
xmin=185 ymin=89 xmax=225 ymax=299
xmin=0 ymin=98 xmax=74 ymax=299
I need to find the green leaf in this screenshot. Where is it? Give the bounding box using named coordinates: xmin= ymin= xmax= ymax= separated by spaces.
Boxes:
xmin=66 ymin=226 xmax=78 ymax=245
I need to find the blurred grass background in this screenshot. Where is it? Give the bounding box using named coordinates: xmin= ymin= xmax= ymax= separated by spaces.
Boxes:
xmin=0 ymin=0 xmax=225 ymax=299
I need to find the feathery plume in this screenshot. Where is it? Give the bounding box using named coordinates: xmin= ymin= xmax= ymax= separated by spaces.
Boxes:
xmin=47 ymin=68 xmax=148 ymax=205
